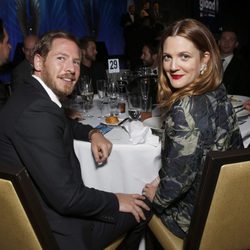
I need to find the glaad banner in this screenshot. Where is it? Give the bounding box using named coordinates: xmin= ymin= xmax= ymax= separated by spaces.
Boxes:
xmin=194 ymin=0 xmax=221 ymax=33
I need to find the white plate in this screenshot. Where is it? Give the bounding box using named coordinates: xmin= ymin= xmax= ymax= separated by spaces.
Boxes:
xmin=101 ymin=117 xmax=126 ymax=126
xmin=228 ymin=95 xmax=249 ymax=107
xmin=236 ymin=109 xmax=250 ymax=118
xmin=228 ymin=95 xmax=250 ymax=117
xmin=143 ymin=117 xmax=163 ymax=131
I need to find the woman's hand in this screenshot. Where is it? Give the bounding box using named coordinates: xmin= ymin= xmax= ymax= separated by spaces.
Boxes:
xmin=142 ymin=179 xmax=159 ymax=202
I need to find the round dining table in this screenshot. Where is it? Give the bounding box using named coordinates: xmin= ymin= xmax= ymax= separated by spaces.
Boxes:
xmin=73 ymin=98 xmax=162 ymax=194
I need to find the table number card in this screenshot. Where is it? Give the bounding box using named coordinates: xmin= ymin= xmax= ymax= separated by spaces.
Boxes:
xmin=108 ymin=59 xmax=120 ymax=73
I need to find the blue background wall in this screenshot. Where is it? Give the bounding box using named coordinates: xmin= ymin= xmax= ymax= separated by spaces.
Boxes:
xmin=0 ymin=0 xmax=130 ymax=61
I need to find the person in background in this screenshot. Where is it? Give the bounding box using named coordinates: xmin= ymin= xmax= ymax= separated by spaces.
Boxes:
xmin=150 ymin=1 xmax=163 ymax=24
xmin=139 ymin=39 xmax=159 ymax=105
xmin=0 ymin=30 xmax=152 ymax=249
xmin=12 ymin=34 xmax=39 ymax=90
xmin=0 ymin=18 xmax=11 ymax=108
xmin=140 ymin=39 xmax=159 ymax=73
xmin=75 ymin=36 xmax=107 ymax=94
xmin=0 ymin=19 xmax=11 ymax=67
xmin=142 ymin=18 xmax=243 ymax=239
xmin=140 ymin=1 xmax=150 ymax=18
xmin=121 ymin=3 xmax=138 ymax=28
xmin=218 ymin=28 xmax=250 ymax=95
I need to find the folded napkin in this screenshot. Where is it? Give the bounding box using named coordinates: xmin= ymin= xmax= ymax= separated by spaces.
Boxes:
xmin=123 ymin=120 xmax=159 ymax=146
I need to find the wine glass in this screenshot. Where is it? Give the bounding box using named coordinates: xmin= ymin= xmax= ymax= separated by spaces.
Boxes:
xmin=78 ymin=76 xmax=94 ymax=117
xmin=96 ymin=79 xmax=107 ymax=117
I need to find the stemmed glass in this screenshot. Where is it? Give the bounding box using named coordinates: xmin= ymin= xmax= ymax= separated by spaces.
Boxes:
xmin=140 ymin=76 xmax=151 ymax=122
xmin=140 ymin=77 xmax=150 ymax=102
xmin=96 ymin=79 xmax=107 ymax=117
xmin=78 ymin=75 xmax=94 ymax=117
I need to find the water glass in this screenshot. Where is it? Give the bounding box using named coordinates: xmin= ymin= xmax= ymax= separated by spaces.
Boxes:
xmin=127 ymin=94 xmax=142 ymax=120
xmin=107 ymin=81 xmax=119 ymax=116
xmin=141 ymin=97 xmax=152 ymax=121
xmin=96 ymin=79 xmax=107 ymax=100
xmin=140 ymin=77 xmax=150 ymax=101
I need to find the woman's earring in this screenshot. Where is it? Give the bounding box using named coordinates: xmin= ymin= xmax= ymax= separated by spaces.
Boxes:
xmin=200 ymin=64 xmax=207 ymax=75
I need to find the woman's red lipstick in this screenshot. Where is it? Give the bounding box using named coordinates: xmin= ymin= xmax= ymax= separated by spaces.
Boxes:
xmin=171 ymin=74 xmax=183 ymax=80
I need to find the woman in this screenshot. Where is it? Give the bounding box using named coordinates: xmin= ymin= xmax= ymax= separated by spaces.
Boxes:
xmin=143 ymin=19 xmax=243 ymax=238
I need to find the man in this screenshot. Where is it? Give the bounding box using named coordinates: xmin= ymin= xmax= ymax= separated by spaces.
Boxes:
xmin=0 ymin=19 xmax=11 ymax=67
xmin=0 ymin=18 xmax=11 ymax=108
xmin=0 ymin=31 xmax=151 ymax=249
xmin=218 ymin=29 xmax=250 ymax=95
xmin=76 ymin=37 xmax=107 ymax=94
xmin=140 ymin=39 xmax=159 ymax=73
xmin=127 ymin=39 xmax=159 ymax=105
xmin=12 ymin=34 xmax=39 ymax=90
xmin=121 ymin=3 xmax=137 ymax=28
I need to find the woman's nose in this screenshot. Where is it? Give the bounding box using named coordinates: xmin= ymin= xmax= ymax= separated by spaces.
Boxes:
xmin=170 ymin=59 xmax=178 ymax=70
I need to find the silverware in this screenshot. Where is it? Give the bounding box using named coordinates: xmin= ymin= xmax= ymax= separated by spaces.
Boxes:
xmin=235 ymin=107 xmax=245 ymax=114
xmin=233 ymin=104 xmax=244 ymax=109
xmin=118 ymin=117 xmax=129 ymax=126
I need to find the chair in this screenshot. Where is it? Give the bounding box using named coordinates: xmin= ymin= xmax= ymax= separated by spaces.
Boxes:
xmin=0 ymin=165 xmax=59 ymax=250
xmin=104 ymin=235 xmax=125 ymax=250
xmin=149 ymin=148 xmax=250 ymax=250
xmin=0 ymin=164 xmax=125 ymax=250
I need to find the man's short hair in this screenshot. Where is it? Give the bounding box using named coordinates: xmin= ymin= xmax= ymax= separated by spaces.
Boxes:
xmin=143 ymin=39 xmax=159 ymax=55
xmin=33 ymin=31 xmax=80 ymax=59
xmin=78 ymin=37 xmax=96 ymax=50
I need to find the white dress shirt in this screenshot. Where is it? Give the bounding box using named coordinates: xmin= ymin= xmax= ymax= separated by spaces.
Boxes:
xmin=222 ymin=54 xmax=233 ymax=72
xmin=32 ymin=75 xmax=62 ymax=108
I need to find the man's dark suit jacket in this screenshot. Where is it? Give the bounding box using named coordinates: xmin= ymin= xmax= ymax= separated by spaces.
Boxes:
xmin=223 ymin=55 xmax=250 ymax=95
xmin=0 ymin=76 xmax=120 ymax=249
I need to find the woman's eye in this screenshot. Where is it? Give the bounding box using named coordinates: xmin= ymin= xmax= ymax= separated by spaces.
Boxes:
xmin=181 ymin=54 xmax=190 ymax=61
xmin=163 ymin=55 xmax=171 ymax=62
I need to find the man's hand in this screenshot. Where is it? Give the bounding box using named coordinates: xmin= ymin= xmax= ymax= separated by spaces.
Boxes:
xmin=115 ymin=193 xmax=150 ymax=223
xmin=90 ymin=132 xmax=112 ymax=164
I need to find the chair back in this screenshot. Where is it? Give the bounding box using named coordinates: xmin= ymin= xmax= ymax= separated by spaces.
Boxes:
xmin=0 ymin=165 xmax=59 ymax=250
xmin=185 ymin=148 xmax=250 ymax=250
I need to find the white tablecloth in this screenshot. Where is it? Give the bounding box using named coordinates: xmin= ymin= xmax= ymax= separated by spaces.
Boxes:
xmin=74 ymin=126 xmax=161 ymax=194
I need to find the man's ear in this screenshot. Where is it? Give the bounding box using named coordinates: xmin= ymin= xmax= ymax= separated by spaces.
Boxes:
xmin=33 ymin=54 xmax=43 ymax=72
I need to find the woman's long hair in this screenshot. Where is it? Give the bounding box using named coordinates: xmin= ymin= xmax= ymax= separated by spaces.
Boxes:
xmin=158 ymin=18 xmax=222 ymax=108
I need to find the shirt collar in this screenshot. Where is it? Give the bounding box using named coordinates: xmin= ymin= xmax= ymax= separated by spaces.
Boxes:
xmin=222 ymin=54 xmax=233 ymax=64
xmin=32 ymin=75 xmax=62 ymax=108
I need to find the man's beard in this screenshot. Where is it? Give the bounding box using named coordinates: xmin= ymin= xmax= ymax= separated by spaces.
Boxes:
xmin=85 ymin=54 xmax=96 ymax=62
xmin=42 ymin=68 xmax=76 ymax=98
